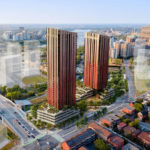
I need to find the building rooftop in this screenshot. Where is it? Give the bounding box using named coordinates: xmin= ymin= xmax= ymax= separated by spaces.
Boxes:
xmin=123 ymin=126 xmax=137 ymax=134
xmin=117 ymin=122 xmax=127 ymax=130
xmin=108 ymin=135 xmax=124 ymax=147
xmin=78 ymin=146 xmax=88 ymax=150
xmin=138 ymin=131 xmax=150 ymax=143
xmin=15 ymin=100 xmax=32 ymax=106
xmin=122 ymin=105 xmax=135 ymax=114
xmin=124 ymin=105 xmax=135 ymax=111
xmin=64 ymin=128 xmax=95 ymax=149
xmin=123 ymin=143 xmax=139 ymax=150
xmin=88 ymin=122 xmax=112 ymax=138
xmin=102 ymin=113 xmax=120 ymax=123
xmin=113 ymin=110 xmax=126 ymax=118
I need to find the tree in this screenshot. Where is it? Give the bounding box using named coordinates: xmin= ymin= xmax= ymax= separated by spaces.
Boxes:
xmin=94 ymin=139 xmax=110 ymax=150
xmin=77 ymin=100 xmax=87 ymax=112
xmin=30 ymin=104 xmax=39 ymax=118
xmin=63 ymin=105 xmax=68 ymax=110
xmin=129 ymin=119 xmax=139 ymax=129
xmin=122 ymin=118 xmax=130 ymax=124
xmin=124 ymin=79 xmax=128 ymax=92
xmin=134 ymin=103 xmax=143 ymax=112
xmin=102 ymin=107 xmax=107 ymax=115
xmin=46 ymin=123 xmax=52 ymax=129
xmin=96 ymin=101 xmax=101 ymax=106
xmin=80 ymin=118 xmax=84 ymax=125
xmin=27 ymin=116 xmax=32 ymax=120
xmin=88 ymin=100 xmax=94 ymax=106
xmin=148 ymin=112 xmax=150 ymax=121
xmin=33 ymin=120 xmax=37 ymax=125
xmin=136 ymin=98 xmax=143 ymax=103
xmin=94 ymin=113 xmax=98 ymax=120
xmin=6 ymin=92 xmax=12 ymax=100
xmin=147 ymin=101 xmax=150 ymax=106
xmin=84 ymin=117 xmax=88 ymax=124
xmin=75 ymin=121 xmax=79 ymax=128
xmin=28 ymin=91 xmax=35 ymax=97
xmin=0 ymin=86 xmax=7 ymax=95
xmin=12 ymin=85 xmax=20 ymax=91
xmin=40 ymin=121 xmax=45 ymax=128
xmin=129 ymin=58 xmax=133 ymax=65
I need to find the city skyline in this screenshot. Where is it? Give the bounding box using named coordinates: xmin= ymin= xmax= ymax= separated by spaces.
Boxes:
xmin=0 ymin=0 xmax=150 ymax=24
xmin=1 ymin=0 xmax=150 ymax=149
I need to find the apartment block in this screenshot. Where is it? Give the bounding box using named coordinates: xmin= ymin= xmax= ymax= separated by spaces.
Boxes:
xmin=47 ymin=28 xmax=77 ymax=109
xmin=84 ymin=32 xmax=109 ymax=90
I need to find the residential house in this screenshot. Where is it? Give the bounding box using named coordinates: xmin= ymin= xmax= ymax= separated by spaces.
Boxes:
xmin=108 ymin=135 xmax=124 ymax=150
xmin=61 ymin=128 xmax=96 ymax=150
xmin=88 ymin=122 xmax=112 ymax=141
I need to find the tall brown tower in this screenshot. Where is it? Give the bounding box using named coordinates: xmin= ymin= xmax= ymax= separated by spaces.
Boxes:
xmin=141 ymin=26 xmax=150 ymax=42
xmin=47 ymin=28 xmax=77 ymax=109
xmin=84 ymin=32 xmax=109 ymax=90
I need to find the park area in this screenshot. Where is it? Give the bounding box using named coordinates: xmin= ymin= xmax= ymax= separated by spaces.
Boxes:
xmin=22 ymin=75 xmax=47 ymax=85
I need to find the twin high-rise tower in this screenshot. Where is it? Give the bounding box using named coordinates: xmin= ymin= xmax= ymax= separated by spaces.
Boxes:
xmin=47 ymin=28 xmax=77 ymax=110
xmin=47 ymin=28 xmax=109 ymax=110
xmin=84 ymin=32 xmax=110 ymax=90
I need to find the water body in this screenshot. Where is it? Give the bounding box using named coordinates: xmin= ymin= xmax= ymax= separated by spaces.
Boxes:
xmin=72 ymin=29 xmax=91 ymax=47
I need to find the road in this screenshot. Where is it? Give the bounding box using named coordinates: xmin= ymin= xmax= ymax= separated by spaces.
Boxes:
xmin=0 ymin=94 xmax=60 ymax=150
xmin=124 ymin=59 xmax=136 ymax=100
xmin=0 ymin=95 xmax=39 ymax=144
xmin=140 ymin=122 xmax=150 ymax=132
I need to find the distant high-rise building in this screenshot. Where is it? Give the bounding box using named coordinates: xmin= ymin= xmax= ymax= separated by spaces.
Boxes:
xmin=120 ymin=42 xmax=134 ymax=58
xmin=141 ymin=26 xmax=150 ymax=42
xmin=47 ymin=28 xmax=77 ymax=109
xmin=84 ymin=32 xmax=109 ymax=90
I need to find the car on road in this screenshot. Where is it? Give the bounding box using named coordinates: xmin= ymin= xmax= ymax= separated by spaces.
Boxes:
xmin=18 ymin=121 xmax=21 ymax=125
xmin=31 ymin=135 xmax=35 ymax=138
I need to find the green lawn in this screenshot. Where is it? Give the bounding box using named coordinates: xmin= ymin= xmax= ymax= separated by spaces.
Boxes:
xmin=22 ymin=75 xmax=47 ymax=85
xmin=30 ymin=95 xmax=47 ymax=104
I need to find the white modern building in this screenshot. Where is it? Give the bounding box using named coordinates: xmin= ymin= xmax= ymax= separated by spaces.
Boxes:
xmin=0 ymin=41 xmax=41 ymax=87
xmin=134 ymin=39 xmax=150 ymax=92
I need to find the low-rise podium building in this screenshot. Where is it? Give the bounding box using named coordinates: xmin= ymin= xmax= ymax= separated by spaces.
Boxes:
xmin=37 ymin=108 xmax=80 ymax=125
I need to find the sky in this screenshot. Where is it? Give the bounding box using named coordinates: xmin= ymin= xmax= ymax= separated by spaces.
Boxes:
xmin=0 ymin=0 xmax=150 ymax=24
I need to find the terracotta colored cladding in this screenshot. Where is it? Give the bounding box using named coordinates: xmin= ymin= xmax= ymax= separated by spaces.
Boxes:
xmin=47 ymin=28 xmax=77 ymax=109
xmin=61 ymin=142 xmax=70 ymax=150
xmin=102 ymin=118 xmax=112 ymax=127
xmin=84 ymin=32 xmax=110 ymax=90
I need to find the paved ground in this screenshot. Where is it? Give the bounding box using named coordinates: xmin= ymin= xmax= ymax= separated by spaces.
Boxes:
xmin=140 ymin=122 xmax=150 ymax=131
xmin=124 ymin=59 xmax=136 ymax=100
xmin=21 ymin=135 xmax=59 ymax=150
